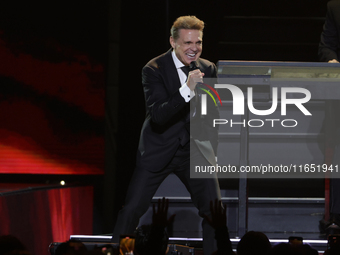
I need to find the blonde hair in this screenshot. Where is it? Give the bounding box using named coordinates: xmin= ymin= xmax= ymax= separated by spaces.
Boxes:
xmin=170 ymin=16 xmax=204 ymax=40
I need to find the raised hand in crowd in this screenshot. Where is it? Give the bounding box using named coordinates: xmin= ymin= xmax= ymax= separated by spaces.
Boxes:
xmin=203 ymin=199 xmax=226 ymax=230
xmin=204 ymin=199 xmax=234 ymax=255
xmin=152 ymin=197 xmax=176 ymax=228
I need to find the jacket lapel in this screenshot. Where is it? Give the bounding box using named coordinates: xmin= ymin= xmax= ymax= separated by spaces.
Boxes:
xmin=160 ymin=49 xmax=182 ymax=93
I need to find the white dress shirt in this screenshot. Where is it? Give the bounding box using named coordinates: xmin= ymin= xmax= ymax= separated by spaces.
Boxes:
xmin=171 ymin=50 xmax=195 ymax=102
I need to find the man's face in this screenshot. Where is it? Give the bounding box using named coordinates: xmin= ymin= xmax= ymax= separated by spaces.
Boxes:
xmin=170 ymin=29 xmax=202 ymax=66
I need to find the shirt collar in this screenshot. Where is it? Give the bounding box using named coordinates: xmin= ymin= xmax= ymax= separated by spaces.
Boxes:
xmin=171 ymin=50 xmax=185 ymax=69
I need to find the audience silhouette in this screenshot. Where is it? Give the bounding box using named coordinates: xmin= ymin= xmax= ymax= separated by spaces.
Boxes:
xmin=0 ymin=198 xmax=331 ymax=255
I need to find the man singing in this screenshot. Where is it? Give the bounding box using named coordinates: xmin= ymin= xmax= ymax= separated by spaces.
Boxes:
xmin=113 ymin=16 xmax=221 ymax=255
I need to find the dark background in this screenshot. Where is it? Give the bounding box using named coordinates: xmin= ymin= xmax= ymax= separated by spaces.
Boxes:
xmin=0 ymin=0 xmax=332 ymax=233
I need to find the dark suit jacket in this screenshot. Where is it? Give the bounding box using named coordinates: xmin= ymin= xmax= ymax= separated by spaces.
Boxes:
xmin=136 ymin=49 xmax=219 ymax=172
xmin=319 ymin=0 xmax=340 ymax=62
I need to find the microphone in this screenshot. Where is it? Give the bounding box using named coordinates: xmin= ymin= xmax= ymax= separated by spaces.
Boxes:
xmin=189 ymin=61 xmax=201 ymax=104
xmin=189 ymin=61 xmax=203 ymax=89
xmin=189 ymin=61 xmax=199 ymax=72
